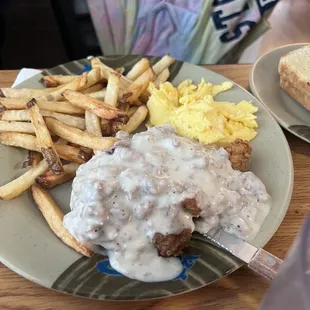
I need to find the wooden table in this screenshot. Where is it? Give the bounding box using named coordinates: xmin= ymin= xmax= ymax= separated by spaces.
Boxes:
xmin=0 ymin=65 xmax=309 ymax=310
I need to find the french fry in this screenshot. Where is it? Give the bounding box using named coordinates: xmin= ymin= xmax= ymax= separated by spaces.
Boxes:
xmin=0 ymin=110 xmax=30 ymax=121
xmin=121 ymin=105 xmax=148 ymax=133
xmin=80 ymin=83 xmax=104 ymax=94
xmin=36 ymin=163 xmax=79 ymax=188
xmin=0 ymin=132 xmax=91 ymax=164
xmin=126 ymin=58 xmax=150 ymax=81
xmin=132 ymin=55 xmax=173 ymax=103
xmin=0 ymin=98 xmax=84 ymax=114
xmin=42 ymin=75 xmax=76 ymax=88
xmin=0 ymin=160 xmax=49 ymax=200
xmin=122 ymin=68 xmax=155 ymax=104
xmin=31 ymin=185 xmax=93 ymax=257
xmin=80 ymin=68 xmax=103 ymax=91
xmin=114 ymin=67 xmax=125 ymax=74
xmin=54 ymin=144 xmax=92 ymax=164
xmin=0 ymin=121 xmax=35 ymax=133
xmin=63 ymin=90 xmax=126 ymax=120
xmin=0 ymin=132 xmax=39 ymax=150
xmin=42 ymin=112 xmax=85 ymax=130
xmin=111 ymin=121 xmax=126 ymax=135
xmin=0 ymin=88 xmax=55 ymax=99
xmin=45 ymin=117 xmax=117 ymax=151
xmin=117 ymin=101 xmax=130 ymax=113
xmin=154 ymin=68 xmax=170 ymax=87
xmin=85 ymin=110 xmax=102 ymax=137
xmin=105 ymin=72 xmax=121 ymax=107
xmin=79 ymin=146 xmax=93 ymax=156
xmin=44 ymin=73 xmax=87 ymax=101
xmin=26 ymin=99 xmax=63 ymax=174
xmin=140 ymin=68 xmax=171 ymax=103
xmin=22 ymin=151 xmax=43 ymax=168
xmin=55 ymin=137 xmax=68 ymax=145
xmin=88 ymin=89 xmax=106 ymax=100
xmin=91 ymin=57 xmax=131 ymax=91
xmin=152 ymin=55 xmax=175 ymax=75
xmin=101 ymin=119 xmax=112 ymax=136
xmin=127 ymin=106 xmax=138 ymax=118
xmin=1 ymin=109 xmax=85 ymax=130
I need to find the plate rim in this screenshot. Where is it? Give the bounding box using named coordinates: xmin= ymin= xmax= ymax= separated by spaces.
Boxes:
xmin=249 ymin=42 xmax=310 ymax=144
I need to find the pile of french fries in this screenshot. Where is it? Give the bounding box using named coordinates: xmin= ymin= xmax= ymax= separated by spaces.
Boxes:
xmin=0 ymin=55 xmax=175 ymax=257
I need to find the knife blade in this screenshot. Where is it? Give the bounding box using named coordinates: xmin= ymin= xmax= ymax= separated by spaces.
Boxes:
xmin=202 ymin=229 xmax=283 ymax=280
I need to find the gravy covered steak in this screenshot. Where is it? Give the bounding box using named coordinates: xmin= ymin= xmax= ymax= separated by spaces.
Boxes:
xmin=64 ymin=125 xmax=271 ymax=282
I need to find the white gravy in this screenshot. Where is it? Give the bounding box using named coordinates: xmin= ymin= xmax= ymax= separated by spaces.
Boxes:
xmin=63 ymin=125 xmax=271 ymax=282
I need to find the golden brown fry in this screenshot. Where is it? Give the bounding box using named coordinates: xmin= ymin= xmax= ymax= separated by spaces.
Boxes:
xmin=45 ymin=117 xmax=117 ymax=151
xmin=0 ymin=98 xmax=84 ymax=114
xmin=122 ymin=68 xmax=155 ymax=104
xmin=154 ymin=68 xmax=170 ymax=87
xmin=26 ymin=99 xmax=63 ymax=174
xmin=0 ymin=121 xmax=35 ymax=133
xmin=121 ymin=105 xmax=148 ymax=133
xmin=127 ymin=106 xmax=138 ymax=118
xmin=152 ymin=55 xmax=175 ymax=75
xmin=105 ymin=72 xmax=121 ymax=107
xmin=36 ymin=163 xmax=79 ymax=188
xmin=80 ymin=68 xmax=103 ymax=91
xmin=54 ymin=144 xmax=92 ymax=164
xmin=91 ymin=57 xmax=131 ymax=91
xmin=0 ymin=132 xmax=38 ymax=149
xmin=80 ymin=83 xmax=104 ymax=94
xmin=85 ymin=110 xmax=102 ymax=137
xmin=45 ymin=73 xmax=87 ymax=101
xmin=1 ymin=109 xmax=85 ymax=130
xmin=22 ymin=151 xmax=43 ymax=168
xmin=0 ymin=110 xmax=30 ymax=121
xmin=117 ymin=101 xmax=130 ymax=113
xmin=0 ymin=160 xmax=49 ymax=200
xmin=88 ymin=89 xmax=106 ymax=100
xmin=114 ymin=67 xmax=125 ymax=74
xmin=127 ymin=56 xmax=172 ymax=104
xmin=111 ymin=121 xmax=125 ymax=135
xmin=55 ymin=137 xmax=68 ymax=145
xmin=63 ymin=90 xmax=126 ymax=120
xmin=126 ymin=58 xmax=150 ymax=81
xmin=41 ymin=111 xmax=85 ymax=130
xmin=140 ymin=68 xmax=170 ymax=102
xmin=79 ymin=146 xmax=93 ymax=156
xmin=100 ymin=119 xmax=112 ymax=136
xmin=31 ymin=185 xmax=93 ymax=257
xmin=42 ymin=75 xmax=75 ymax=88
xmin=0 ymin=88 xmax=55 ymax=99
xmin=0 ymin=132 xmax=91 ymax=164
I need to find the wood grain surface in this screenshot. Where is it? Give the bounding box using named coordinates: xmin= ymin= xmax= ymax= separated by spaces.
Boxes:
xmin=0 ymin=65 xmax=309 ymax=310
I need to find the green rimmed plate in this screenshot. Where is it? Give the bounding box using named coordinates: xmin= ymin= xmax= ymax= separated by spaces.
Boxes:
xmin=0 ymin=56 xmax=293 ymax=300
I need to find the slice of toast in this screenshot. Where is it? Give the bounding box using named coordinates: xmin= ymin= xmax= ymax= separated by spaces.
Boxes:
xmin=278 ymin=45 xmax=310 ymax=111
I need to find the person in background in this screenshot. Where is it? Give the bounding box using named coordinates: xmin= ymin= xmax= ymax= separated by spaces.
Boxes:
xmin=0 ymin=0 xmax=9 ymax=69
xmin=87 ymin=0 xmax=279 ymax=64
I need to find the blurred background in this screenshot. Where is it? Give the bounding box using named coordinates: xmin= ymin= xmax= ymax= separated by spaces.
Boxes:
xmin=0 ymin=0 xmax=308 ymax=69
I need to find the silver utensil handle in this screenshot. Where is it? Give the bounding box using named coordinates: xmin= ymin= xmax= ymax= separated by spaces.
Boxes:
xmin=248 ymin=248 xmax=283 ymax=280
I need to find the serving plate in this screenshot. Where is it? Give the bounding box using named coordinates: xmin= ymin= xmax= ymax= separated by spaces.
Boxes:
xmin=0 ymin=55 xmax=293 ymax=300
xmin=250 ymin=43 xmax=310 ymax=143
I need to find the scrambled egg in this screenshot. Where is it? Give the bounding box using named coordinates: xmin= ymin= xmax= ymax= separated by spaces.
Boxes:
xmin=147 ymin=79 xmax=258 ymax=146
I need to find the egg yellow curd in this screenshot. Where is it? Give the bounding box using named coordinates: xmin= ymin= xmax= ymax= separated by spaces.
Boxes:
xmin=146 ymin=79 xmax=258 ymax=147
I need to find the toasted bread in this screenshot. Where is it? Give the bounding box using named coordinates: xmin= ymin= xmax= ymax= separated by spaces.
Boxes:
xmin=278 ymin=45 xmax=310 ymax=111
